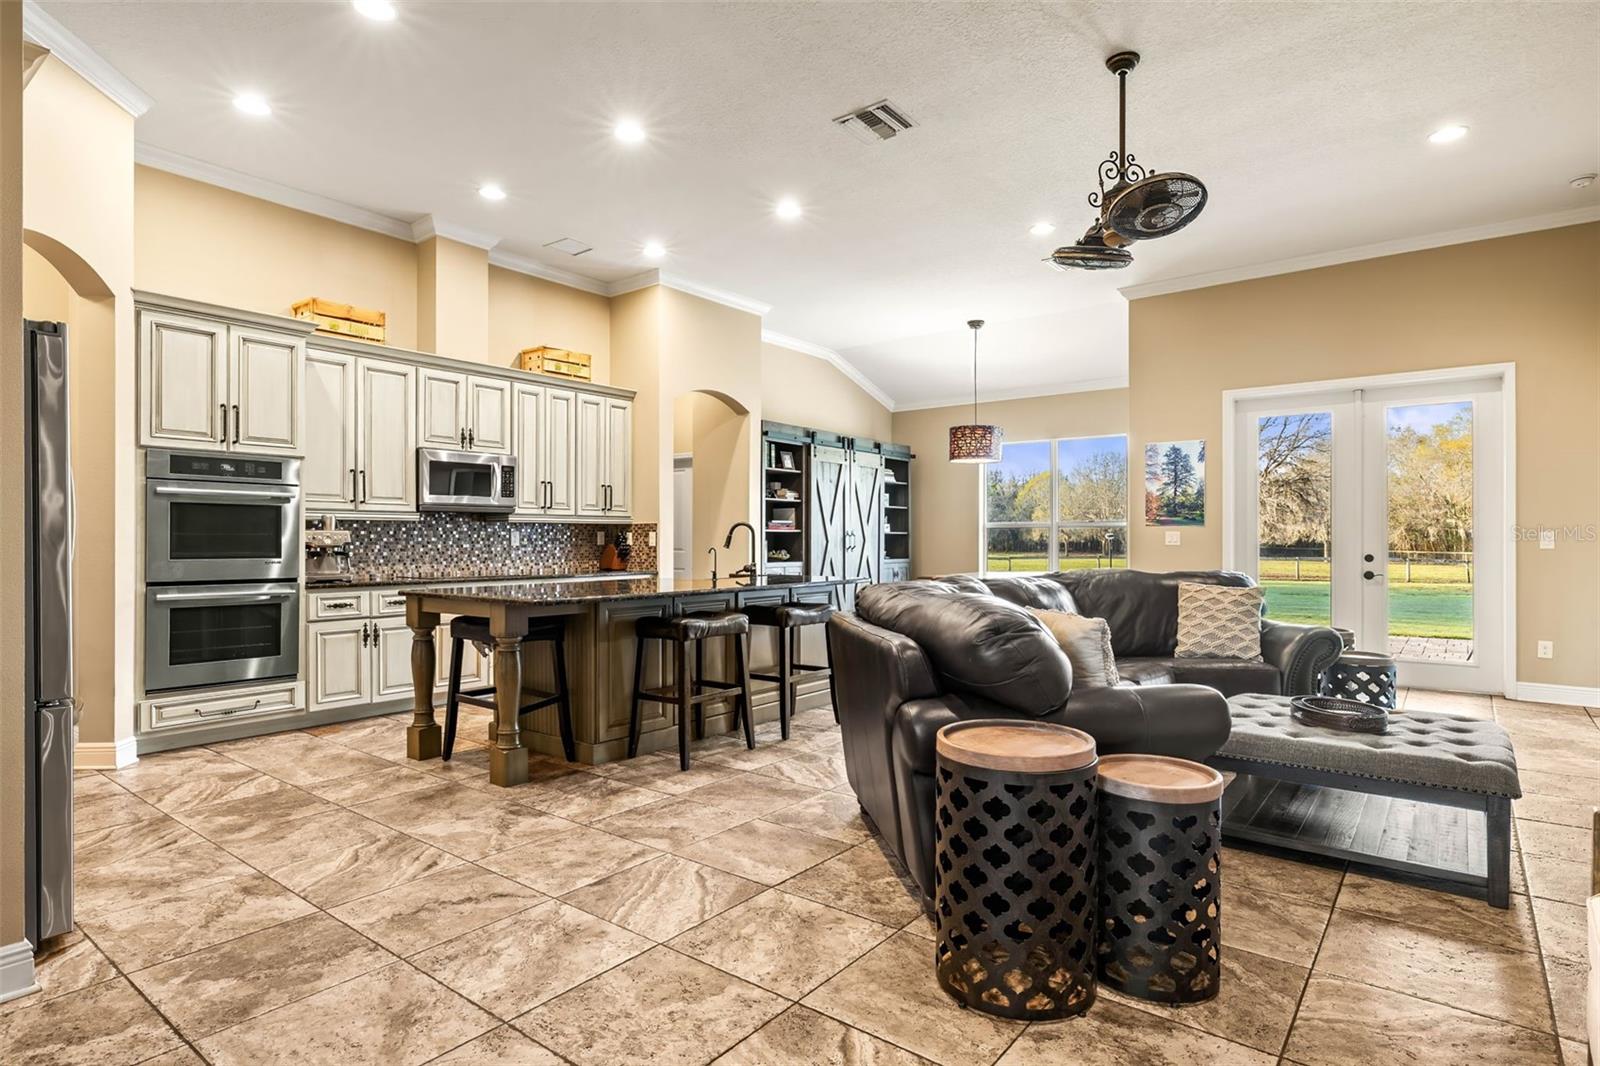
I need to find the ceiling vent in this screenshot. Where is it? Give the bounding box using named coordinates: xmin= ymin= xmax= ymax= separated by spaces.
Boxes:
xmin=543 ymin=237 xmax=592 ymax=257
xmin=834 ymin=100 xmax=916 ymax=144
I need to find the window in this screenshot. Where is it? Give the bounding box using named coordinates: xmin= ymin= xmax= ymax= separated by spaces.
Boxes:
xmin=983 ymin=435 xmax=1128 ymax=573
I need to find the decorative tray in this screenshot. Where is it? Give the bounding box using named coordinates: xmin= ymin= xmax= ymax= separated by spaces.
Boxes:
xmin=1289 ymin=696 xmax=1389 ymax=734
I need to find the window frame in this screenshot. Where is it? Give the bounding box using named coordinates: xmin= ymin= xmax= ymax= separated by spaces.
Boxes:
xmin=978 ymin=433 xmax=1130 ymax=575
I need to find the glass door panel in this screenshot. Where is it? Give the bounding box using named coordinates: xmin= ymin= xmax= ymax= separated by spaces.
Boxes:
xmin=1255 ymin=412 xmax=1334 ymax=626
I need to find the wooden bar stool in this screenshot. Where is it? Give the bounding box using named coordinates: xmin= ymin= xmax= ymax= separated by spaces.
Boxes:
xmin=628 ymin=611 xmax=755 ymax=770
xmin=742 ymin=601 xmax=835 ymax=739
xmin=444 ymin=616 xmax=575 ymax=763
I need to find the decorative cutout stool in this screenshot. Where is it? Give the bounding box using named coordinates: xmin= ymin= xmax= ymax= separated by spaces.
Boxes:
xmin=932 ymin=720 xmax=1099 ymax=1021
xmin=1320 ymin=650 xmax=1398 ymax=709
xmin=1096 ymin=754 xmax=1225 ymax=1004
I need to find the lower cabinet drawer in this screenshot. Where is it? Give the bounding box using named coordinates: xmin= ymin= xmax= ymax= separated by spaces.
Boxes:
xmin=140 ymin=679 xmax=304 ymax=733
xmin=371 ymin=589 xmax=411 ymax=617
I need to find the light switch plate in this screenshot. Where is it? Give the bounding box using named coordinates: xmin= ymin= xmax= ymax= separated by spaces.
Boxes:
xmin=595 ymin=530 xmax=606 ymax=545
xmin=1539 ymin=529 xmax=1556 ymax=550
xmin=1536 ymin=640 xmax=1554 ymax=659
xmin=1164 ymin=531 xmax=1181 ymax=546
xmin=648 ymin=530 xmax=658 ymax=547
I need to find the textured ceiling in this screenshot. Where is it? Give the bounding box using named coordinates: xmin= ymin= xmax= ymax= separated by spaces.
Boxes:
xmin=42 ymin=1 xmax=1600 ymax=407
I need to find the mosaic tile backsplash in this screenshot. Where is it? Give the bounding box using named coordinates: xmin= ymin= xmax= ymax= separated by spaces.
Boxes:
xmin=332 ymin=513 xmax=658 ymax=583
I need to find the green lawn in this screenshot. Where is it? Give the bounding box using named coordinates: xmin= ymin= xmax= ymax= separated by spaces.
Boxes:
xmin=1261 ymin=580 xmax=1473 ymax=639
xmin=985 ymin=554 xmax=1126 ymax=573
xmin=1259 ymin=559 xmax=1473 ymax=585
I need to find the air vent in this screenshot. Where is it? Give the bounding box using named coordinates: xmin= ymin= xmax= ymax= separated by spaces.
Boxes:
xmin=834 ymin=99 xmax=916 ymax=144
xmin=543 ymin=237 xmax=592 ymax=257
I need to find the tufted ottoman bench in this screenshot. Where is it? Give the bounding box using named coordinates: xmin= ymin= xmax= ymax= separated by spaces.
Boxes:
xmin=1211 ymin=694 xmax=1521 ymax=907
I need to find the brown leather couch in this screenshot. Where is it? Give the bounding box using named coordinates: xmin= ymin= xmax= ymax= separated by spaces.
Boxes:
xmin=828 ymin=569 xmax=1342 ymax=900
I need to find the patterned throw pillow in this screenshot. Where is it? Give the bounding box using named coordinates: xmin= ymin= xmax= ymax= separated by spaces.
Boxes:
xmin=1175 ymin=582 xmax=1264 ymax=661
xmin=1026 ymin=608 xmax=1120 ymax=688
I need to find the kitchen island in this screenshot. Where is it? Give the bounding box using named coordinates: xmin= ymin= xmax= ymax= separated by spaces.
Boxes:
xmin=403 ymin=575 xmax=858 ymax=786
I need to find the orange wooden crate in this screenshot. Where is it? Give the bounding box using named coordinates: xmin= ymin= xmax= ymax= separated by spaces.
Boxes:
xmin=292 ymin=297 xmax=388 ymax=342
xmin=517 ymin=346 xmax=592 ymax=381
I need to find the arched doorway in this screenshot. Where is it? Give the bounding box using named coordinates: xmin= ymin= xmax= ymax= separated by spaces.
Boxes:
xmin=670 ymin=389 xmax=755 ymax=579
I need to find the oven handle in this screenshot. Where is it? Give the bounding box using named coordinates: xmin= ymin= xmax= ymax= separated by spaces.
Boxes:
xmin=152 ymin=588 xmax=298 ymax=604
xmin=152 ymin=485 xmax=297 ymax=501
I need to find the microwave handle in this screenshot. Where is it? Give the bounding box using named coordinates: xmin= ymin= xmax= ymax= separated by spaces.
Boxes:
xmin=152 ymin=485 xmax=296 ymax=501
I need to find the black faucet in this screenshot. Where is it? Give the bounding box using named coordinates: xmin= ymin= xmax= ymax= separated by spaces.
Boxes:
xmin=724 ymin=521 xmax=759 ymax=579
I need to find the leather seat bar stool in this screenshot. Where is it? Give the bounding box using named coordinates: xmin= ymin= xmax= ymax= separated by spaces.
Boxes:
xmin=629 ymin=611 xmax=755 ymax=770
xmin=444 ymin=616 xmax=576 ymax=763
xmin=742 ymin=601 xmax=837 ymax=739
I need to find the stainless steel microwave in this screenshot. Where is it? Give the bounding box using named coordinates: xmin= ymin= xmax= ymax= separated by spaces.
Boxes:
xmin=417 ymin=449 xmax=517 ymax=513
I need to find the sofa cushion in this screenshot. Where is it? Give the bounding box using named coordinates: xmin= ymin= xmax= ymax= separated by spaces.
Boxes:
xmin=1175 ymin=581 xmax=1265 ymax=661
xmin=1169 ymin=657 xmax=1282 ymax=697
xmin=855 ymin=581 xmax=1072 ymax=717
xmin=1027 ymin=608 xmax=1118 ymax=687
xmin=1052 ymin=569 xmax=1258 ymax=658
xmin=1116 ymin=658 xmax=1176 ymax=686
xmin=972 ymin=575 xmax=1079 ymax=613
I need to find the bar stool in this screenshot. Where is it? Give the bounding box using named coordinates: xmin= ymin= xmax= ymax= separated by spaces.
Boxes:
xmin=444 ymin=616 xmax=576 ymax=763
xmin=628 ymin=611 xmax=755 ymax=770
xmin=742 ymin=601 xmax=836 ymax=739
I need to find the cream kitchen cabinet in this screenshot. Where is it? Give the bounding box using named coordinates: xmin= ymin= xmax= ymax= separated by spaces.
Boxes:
xmin=513 ymin=383 xmax=577 ymax=517
xmin=138 ymin=308 xmax=305 ymax=455
xmin=303 ymin=348 xmax=416 ymax=514
xmin=307 ymin=589 xmax=490 ymax=714
xmin=307 ymin=618 xmax=372 ymax=712
xmin=418 ymin=368 xmax=513 ymax=453
xmin=576 ymin=393 xmax=632 ymax=518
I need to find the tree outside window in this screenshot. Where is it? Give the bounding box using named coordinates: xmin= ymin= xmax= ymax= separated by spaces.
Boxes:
xmin=984 ymin=435 xmax=1128 ymax=573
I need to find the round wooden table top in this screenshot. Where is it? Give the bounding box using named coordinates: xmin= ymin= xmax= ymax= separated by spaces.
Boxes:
xmin=1096 ymin=754 xmax=1225 ymax=804
xmin=936 ymin=720 xmax=1097 ymax=774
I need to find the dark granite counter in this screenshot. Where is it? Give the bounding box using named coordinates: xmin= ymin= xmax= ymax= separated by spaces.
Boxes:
xmin=404 ymin=574 xmax=856 ymax=605
xmin=308 ymin=570 xmax=656 ymax=590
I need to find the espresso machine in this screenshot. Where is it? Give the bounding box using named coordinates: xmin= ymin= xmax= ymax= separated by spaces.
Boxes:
xmin=305 ymin=515 xmax=352 ymax=580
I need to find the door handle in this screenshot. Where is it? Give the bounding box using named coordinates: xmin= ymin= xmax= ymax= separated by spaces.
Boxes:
xmin=350 ymin=468 xmax=358 ymax=504
xmin=232 ymin=404 xmax=240 ymax=444
xmin=219 ymin=402 xmax=228 ymax=442
xmin=1363 ymin=570 xmax=1379 ymax=581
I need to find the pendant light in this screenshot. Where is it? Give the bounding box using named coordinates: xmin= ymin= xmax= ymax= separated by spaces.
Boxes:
xmin=948 ymin=320 xmax=1002 ymax=463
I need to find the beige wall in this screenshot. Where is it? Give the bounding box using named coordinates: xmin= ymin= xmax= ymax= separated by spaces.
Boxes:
xmin=672 ymin=391 xmax=752 ymax=578
xmin=760 ymin=342 xmax=892 ymax=441
xmin=416 ymin=235 xmax=487 ymax=361
xmin=608 ymin=286 xmax=663 ymax=523
xmin=1129 ymin=223 xmax=1600 ymax=690
xmin=893 ymin=388 xmax=1130 ymax=577
xmin=488 ymin=266 xmax=611 ymax=380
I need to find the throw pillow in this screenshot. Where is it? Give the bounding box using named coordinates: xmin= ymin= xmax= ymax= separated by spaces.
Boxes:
xmin=1026 ymin=607 xmax=1120 ymax=688
xmin=1175 ymin=581 xmax=1264 ymax=660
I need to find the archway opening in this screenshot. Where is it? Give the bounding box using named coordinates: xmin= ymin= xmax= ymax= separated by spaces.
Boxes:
xmin=671 ymin=389 xmax=754 ymax=579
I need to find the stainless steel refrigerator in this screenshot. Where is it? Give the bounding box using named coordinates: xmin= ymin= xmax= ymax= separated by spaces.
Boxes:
xmin=23 ymin=319 xmax=75 ymax=945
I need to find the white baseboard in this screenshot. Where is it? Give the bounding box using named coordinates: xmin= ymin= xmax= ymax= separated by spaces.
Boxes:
xmin=0 ymin=940 xmax=38 ymax=1004
xmin=1513 ymin=682 xmax=1600 ymax=708
xmin=75 ymin=736 xmax=138 ymax=770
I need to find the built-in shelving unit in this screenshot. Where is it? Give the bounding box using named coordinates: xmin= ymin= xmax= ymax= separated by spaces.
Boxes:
xmin=881 ymin=444 xmax=912 ymax=582
xmin=761 ymin=431 xmax=808 ymax=575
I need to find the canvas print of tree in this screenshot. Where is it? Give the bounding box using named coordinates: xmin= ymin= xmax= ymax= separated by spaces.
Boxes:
xmin=1144 ymin=440 xmax=1206 ymax=525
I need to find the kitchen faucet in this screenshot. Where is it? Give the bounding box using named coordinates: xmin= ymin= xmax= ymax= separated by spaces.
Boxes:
xmin=706 ymin=546 xmax=718 ymax=582
xmin=724 ymin=521 xmax=759 ymax=579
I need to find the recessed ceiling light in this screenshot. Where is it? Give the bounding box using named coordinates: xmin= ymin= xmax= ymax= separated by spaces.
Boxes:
xmin=1570 ymin=173 xmax=1597 ymax=189
xmin=1428 ymin=124 xmax=1469 ymax=145
xmin=1029 ymin=221 xmax=1056 ymax=237
xmin=614 ymin=119 xmax=646 ymax=145
xmin=775 ymin=197 xmax=803 ymax=222
xmin=642 ymin=240 xmax=666 ymax=259
xmin=232 ymin=92 xmax=271 ymax=117
xmin=478 ymin=183 xmax=507 ymax=201
xmin=352 ymin=0 xmax=396 ymax=21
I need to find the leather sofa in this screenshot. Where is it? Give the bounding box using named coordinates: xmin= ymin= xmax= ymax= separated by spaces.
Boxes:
xmin=828 ymin=569 xmax=1342 ymax=900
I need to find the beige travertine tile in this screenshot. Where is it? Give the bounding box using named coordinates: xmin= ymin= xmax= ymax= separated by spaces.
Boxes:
xmin=753 ymin=750 xmax=850 ymax=790
xmin=73 ymin=789 xmax=168 ymax=833
xmin=675 ymin=818 xmax=852 ymax=885
xmin=127 ymin=912 xmax=393 ymax=1038
xmin=412 ymin=900 xmax=650 ymax=1017
xmin=516 ymin=946 xmax=787 ymax=1066
xmin=520 ymin=773 xmax=666 ymax=823
xmin=802 ymin=931 xmax=1023 ymax=1066
xmin=74 ymin=840 xmax=256 ymax=922
xmin=1407 ymin=690 xmax=1494 ymax=717
xmin=562 ymin=853 xmax=764 ymax=941
xmin=1283 ymin=974 xmax=1561 ymax=1066
xmin=781 ymin=842 xmax=925 ymax=927
xmin=1222 ymin=846 xmax=1344 ymax=905
xmin=212 ymin=730 xmax=395 ymax=786
xmin=0 ymin=977 xmax=185 ymax=1066
xmin=996 ymin=999 xmax=1275 ymax=1065
xmin=330 ymin=862 xmax=545 ymax=956
xmin=1334 ymin=871 xmax=1539 ymax=953
xmin=301 ymin=764 xmax=442 ymax=806
xmin=169 ymin=782 xmax=337 ymax=845
xmin=217 ymin=807 xmax=402 ymax=870
xmin=1224 ymin=886 xmax=1331 ymax=967
xmin=353 ymin=783 xmax=576 ymax=860
xmin=431 ymin=1025 xmax=565 ymax=1064
xmin=1517 ymin=819 xmax=1593 ymax=863
xmin=1516 ymin=790 xmax=1600 ymax=829
xmin=263 ymin=825 xmax=461 ymax=908
xmin=476 ymin=824 xmax=660 ymax=896
xmin=80 ymin=873 xmax=316 ymax=971
xmin=111 ymin=750 xmax=281 ymax=815
xmin=678 ymin=772 xmax=823 ymax=816
xmin=712 ymin=1005 xmax=933 ymax=1065
xmin=594 ymin=794 xmax=755 ymax=850
xmin=1522 ymin=849 xmax=1594 ymax=905
xmin=197 ymin=962 xmax=497 ymax=1066
xmin=73 ymin=814 xmax=205 ymax=870
xmin=1312 ymin=910 xmax=1553 ymax=1032
xmin=762 ymin=790 xmax=873 ymax=845
xmin=700 ymin=741 xmax=802 ymax=771
xmin=1531 ymin=895 xmax=1590 ymax=962
xmin=0 ymin=931 xmax=117 ymax=1015
xmin=136 ymin=1047 xmax=207 ymax=1066
xmin=670 ymin=889 xmax=896 ymax=998
xmin=602 ymin=752 xmax=741 ymax=794
xmin=1101 ymin=946 xmax=1306 ymax=1056
xmin=1545 ymin=955 xmax=1589 ymax=1041
xmin=1558 ymin=1038 xmax=1589 ymax=1066
xmin=1520 ymin=766 xmax=1600 ymax=800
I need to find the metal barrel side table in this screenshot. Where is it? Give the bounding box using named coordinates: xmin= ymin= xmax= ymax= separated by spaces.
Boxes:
xmin=932 ymin=719 xmax=1099 ymax=1021
xmin=1096 ymin=754 xmax=1226 ymax=1005
xmin=1321 ymin=650 xmax=1398 ymax=709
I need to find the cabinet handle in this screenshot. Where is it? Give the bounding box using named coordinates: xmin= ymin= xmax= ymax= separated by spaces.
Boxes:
xmin=459 ymin=429 xmax=467 ymax=448
xmin=361 ymin=622 xmax=371 ymax=647
xmin=232 ymin=404 xmax=240 ymax=444
xmin=219 ymin=402 xmax=228 ymax=443
xmin=195 ymin=699 xmax=259 ymax=719
xmin=384 ymin=598 xmax=405 ymax=609
xmin=349 ymin=468 xmax=358 ymax=504
xmin=324 ymin=599 xmax=356 ymax=610
xmin=545 ymin=480 xmax=553 ymax=509
xmin=360 ymin=470 xmax=368 ymax=503
xmin=467 ymin=428 xmax=475 ymax=449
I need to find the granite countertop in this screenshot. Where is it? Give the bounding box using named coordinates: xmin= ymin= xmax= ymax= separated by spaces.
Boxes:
xmin=307 ymin=570 xmax=657 ymax=590
xmin=404 ymin=574 xmax=860 ymax=605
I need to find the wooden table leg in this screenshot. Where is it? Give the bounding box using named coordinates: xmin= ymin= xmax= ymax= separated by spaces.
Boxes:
xmin=488 ymin=609 xmax=530 ymax=787
xmin=406 ymin=604 xmax=442 ymax=760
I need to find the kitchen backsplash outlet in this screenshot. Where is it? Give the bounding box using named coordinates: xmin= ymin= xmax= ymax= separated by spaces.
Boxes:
xmin=337 ymin=513 xmax=658 ymax=583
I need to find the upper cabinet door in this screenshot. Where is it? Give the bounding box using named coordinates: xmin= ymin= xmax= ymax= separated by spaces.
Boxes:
xmin=140 ymin=310 xmax=228 ymax=450
xmin=575 ymin=392 xmax=607 ymax=516
xmin=302 ymin=348 xmax=358 ymax=511
xmin=602 ymin=397 xmax=633 ymax=517
xmin=417 ymin=368 xmax=468 ymax=450
xmin=512 ymin=383 xmax=546 ymax=514
xmin=544 ymin=388 xmax=577 ymax=516
xmin=229 ymin=327 xmax=303 ymax=454
xmin=358 ymin=357 xmax=417 ymax=513
xmin=466 ymin=375 xmax=513 ymax=453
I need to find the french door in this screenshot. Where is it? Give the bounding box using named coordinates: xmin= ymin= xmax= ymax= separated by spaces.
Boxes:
xmin=1231 ymin=373 xmax=1506 ymax=693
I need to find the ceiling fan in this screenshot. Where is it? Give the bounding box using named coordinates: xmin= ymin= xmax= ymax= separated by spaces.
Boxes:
xmin=1050 ymin=52 xmax=1208 ymax=271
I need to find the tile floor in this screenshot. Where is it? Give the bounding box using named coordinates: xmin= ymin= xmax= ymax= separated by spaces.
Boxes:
xmin=1 ymin=690 xmax=1593 ymax=1066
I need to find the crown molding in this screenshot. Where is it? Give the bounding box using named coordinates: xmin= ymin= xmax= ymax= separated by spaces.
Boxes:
xmin=761 ymin=330 xmax=897 ymax=411
xmin=135 ymin=143 xmax=417 ymax=240
xmin=410 ymin=215 xmax=499 ymax=251
xmin=891 ymin=374 xmax=1129 ymax=414
xmin=1119 ymin=205 xmax=1600 ymax=301
xmin=612 ymin=270 xmax=773 ymax=317
xmin=486 ymin=248 xmax=611 ymax=296
xmin=23 ymin=1 xmax=152 ymax=117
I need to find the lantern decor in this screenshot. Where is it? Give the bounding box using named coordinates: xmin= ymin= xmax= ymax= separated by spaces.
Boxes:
xmin=948 ymin=319 xmax=1002 ymax=463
